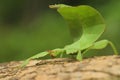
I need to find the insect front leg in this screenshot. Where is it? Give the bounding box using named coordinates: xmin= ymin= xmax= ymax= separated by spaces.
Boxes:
xmin=21 ymin=51 xmax=49 ymax=67
xmin=21 ymin=48 xmax=65 ymax=67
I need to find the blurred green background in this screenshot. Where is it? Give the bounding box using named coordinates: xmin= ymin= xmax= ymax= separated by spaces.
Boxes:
xmin=0 ymin=0 xmax=119 ymax=63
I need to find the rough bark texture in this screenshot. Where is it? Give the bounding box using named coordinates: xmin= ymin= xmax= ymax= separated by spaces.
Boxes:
xmin=0 ymin=55 xmax=120 ymax=80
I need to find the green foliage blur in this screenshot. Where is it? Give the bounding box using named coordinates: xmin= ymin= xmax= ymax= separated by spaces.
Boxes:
xmin=0 ymin=0 xmax=119 ymax=62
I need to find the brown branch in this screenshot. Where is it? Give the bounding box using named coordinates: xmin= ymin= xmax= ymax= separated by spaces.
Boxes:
xmin=0 ymin=55 xmax=120 ymax=80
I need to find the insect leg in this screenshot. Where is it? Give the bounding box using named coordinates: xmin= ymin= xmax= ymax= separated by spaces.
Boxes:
xmin=76 ymin=50 xmax=82 ymax=61
xmin=82 ymin=40 xmax=118 ymax=56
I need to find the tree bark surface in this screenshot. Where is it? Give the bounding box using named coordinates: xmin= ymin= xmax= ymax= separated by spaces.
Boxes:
xmin=0 ymin=55 xmax=120 ymax=80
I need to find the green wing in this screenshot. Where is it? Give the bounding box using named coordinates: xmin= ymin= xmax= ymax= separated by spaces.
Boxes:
xmin=52 ymin=4 xmax=105 ymax=54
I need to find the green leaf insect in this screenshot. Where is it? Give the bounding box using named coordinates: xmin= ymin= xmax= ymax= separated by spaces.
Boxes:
xmin=21 ymin=4 xmax=118 ymax=67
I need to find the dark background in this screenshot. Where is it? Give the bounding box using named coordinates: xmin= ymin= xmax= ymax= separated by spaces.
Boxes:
xmin=0 ymin=0 xmax=119 ymax=62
